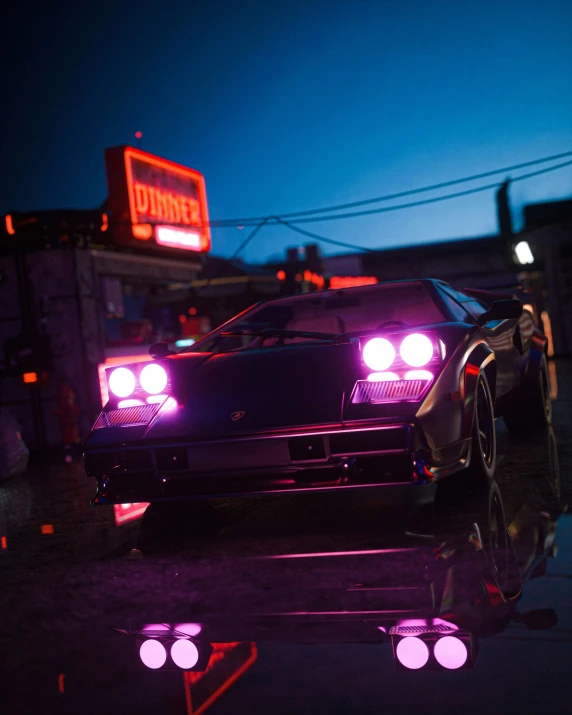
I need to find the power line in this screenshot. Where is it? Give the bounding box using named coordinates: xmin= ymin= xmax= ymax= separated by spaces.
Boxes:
xmin=209 ymin=149 xmax=572 ymax=227
xmin=217 ymin=159 xmax=572 ymax=227
xmin=275 ymin=218 xmax=377 ymax=253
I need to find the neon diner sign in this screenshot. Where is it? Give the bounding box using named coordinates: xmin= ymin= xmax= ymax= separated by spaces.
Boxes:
xmin=105 ymin=146 xmax=211 ymax=252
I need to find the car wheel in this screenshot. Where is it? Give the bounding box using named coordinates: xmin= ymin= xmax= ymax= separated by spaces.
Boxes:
xmin=465 ymin=371 xmax=496 ymax=485
xmin=137 ymin=500 xmax=221 ymax=554
xmin=504 ymin=353 xmax=552 ymax=434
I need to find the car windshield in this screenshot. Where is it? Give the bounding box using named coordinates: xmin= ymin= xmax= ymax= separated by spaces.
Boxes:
xmin=188 ymin=281 xmax=445 ymax=353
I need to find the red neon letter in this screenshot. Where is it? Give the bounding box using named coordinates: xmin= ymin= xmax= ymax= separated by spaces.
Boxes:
xmin=134 ymin=184 xmax=149 ymax=215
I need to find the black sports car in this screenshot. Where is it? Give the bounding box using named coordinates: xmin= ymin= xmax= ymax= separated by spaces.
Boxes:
xmin=84 ymin=279 xmax=551 ymax=505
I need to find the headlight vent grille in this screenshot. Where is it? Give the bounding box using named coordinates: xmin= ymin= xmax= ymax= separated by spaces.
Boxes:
xmin=94 ymin=403 xmax=161 ymax=429
xmin=352 ymin=378 xmax=429 ymax=404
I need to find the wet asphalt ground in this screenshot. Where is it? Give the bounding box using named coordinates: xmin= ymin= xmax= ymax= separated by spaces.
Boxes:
xmin=1 ymin=360 xmax=571 ymax=715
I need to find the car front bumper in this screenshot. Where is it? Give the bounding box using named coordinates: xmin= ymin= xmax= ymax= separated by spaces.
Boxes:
xmin=85 ymin=422 xmax=469 ymax=504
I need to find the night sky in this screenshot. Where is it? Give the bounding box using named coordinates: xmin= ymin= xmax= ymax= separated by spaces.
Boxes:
xmin=2 ymin=0 xmax=572 ymax=263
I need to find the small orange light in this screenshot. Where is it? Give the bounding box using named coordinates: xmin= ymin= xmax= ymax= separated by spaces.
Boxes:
xmin=1 ymin=536 xmax=7 ymax=549
xmin=132 ymin=224 xmax=153 ymax=239
xmin=41 ymin=524 xmax=54 ymax=535
xmin=276 ymin=270 xmax=286 ymax=281
xmin=179 ymin=315 xmax=187 ymax=324
xmin=188 ymin=307 xmax=198 ymax=316
xmin=101 ymin=213 xmax=109 ymax=232
xmin=5 ymin=214 xmax=15 ymax=235
xmin=23 ymin=372 xmax=38 ymax=383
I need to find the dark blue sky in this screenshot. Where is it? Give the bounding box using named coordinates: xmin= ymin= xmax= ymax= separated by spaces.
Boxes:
xmin=3 ymin=0 xmax=571 ymax=263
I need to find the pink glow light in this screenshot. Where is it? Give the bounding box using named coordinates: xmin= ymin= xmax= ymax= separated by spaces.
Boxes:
xmin=118 ymin=399 xmax=144 ymax=408
xmin=108 ymin=367 xmax=136 ymax=397
xmin=171 ymin=639 xmax=200 ymax=669
xmin=433 ymin=636 xmax=468 ymax=669
xmin=140 ymin=363 xmax=168 ymax=394
xmin=174 ymin=623 xmax=202 ymax=637
xmin=367 ymin=371 xmax=399 ymax=382
xmin=147 ymin=394 xmax=168 ymax=404
xmin=395 ymin=637 xmax=430 ymax=669
xmin=140 ymin=639 xmax=167 ymax=669
xmin=400 ymin=334 xmax=433 ymax=367
xmin=404 ymin=370 xmax=433 ymax=381
xmin=362 ymin=338 xmax=395 ymax=371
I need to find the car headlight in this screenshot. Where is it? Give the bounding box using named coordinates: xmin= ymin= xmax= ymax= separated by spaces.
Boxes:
xmin=140 ymin=364 xmax=168 ymax=394
xmin=362 ymin=337 xmax=396 ymax=371
xmin=108 ymin=367 xmax=136 ymax=398
xmin=399 ymin=333 xmax=433 ymax=367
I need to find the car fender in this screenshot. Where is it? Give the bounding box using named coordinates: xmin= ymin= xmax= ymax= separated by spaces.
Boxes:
xmin=522 ymin=327 xmax=548 ymax=385
xmin=461 ymin=342 xmax=496 ymax=441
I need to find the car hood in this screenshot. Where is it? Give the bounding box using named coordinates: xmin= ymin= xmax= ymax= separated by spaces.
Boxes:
xmin=143 ymin=343 xmax=361 ymax=441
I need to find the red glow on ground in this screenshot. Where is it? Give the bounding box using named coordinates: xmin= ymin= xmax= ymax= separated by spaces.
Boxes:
xmin=184 ymin=642 xmax=258 ymax=715
xmin=114 ymin=503 xmax=149 ymax=526
xmin=41 ymin=524 xmax=54 ymax=534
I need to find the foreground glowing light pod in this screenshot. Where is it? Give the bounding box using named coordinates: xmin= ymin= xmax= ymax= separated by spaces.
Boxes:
xmin=395 ymin=636 xmax=430 ymax=669
xmin=171 ymin=639 xmax=200 ymax=669
xmin=433 ymin=636 xmax=468 ymax=669
xmin=139 ymin=639 xmax=168 ymax=669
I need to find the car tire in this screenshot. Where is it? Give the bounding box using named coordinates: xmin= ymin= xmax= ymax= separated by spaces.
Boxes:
xmin=503 ymin=353 xmax=552 ymax=434
xmin=137 ymin=500 xmax=221 ymax=554
xmin=464 ymin=371 xmax=496 ymax=486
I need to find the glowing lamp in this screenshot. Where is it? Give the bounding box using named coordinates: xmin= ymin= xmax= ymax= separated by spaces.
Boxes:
xmin=400 ymin=334 xmax=433 ymax=367
xmin=433 ymin=636 xmax=468 ymax=669
xmin=140 ymin=363 xmax=168 ymax=394
xmin=514 ymin=241 xmax=534 ymax=265
xmin=170 ymin=639 xmax=199 ymax=669
xmin=140 ymin=639 xmax=167 ymax=669
xmin=362 ymin=338 xmax=395 ymax=371
xmin=395 ymin=637 xmax=430 ymax=669
xmin=109 ymin=367 xmax=136 ymax=398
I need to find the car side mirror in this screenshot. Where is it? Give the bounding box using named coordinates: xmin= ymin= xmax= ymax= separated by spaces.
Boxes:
xmin=149 ymin=342 xmax=174 ymax=359
xmin=477 ymin=299 xmax=523 ymax=325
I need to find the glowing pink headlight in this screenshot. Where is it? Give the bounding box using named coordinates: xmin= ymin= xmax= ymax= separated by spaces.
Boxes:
xmin=170 ymin=639 xmax=199 ymax=669
xmin=139 ymin=639 xmax=167 ymax=669
xmin=362 ymin=338 xmax=396 ymax=371
xmin=108 ymin=367 xmax=136 ymax=398
xmin=400 ymin=333 xmax=433 ymax=367
xmin=433 ymin=636 xmax=468 ymax=669
xmin=395 ymin=636 xmax=430 ymax=669
xmin=140 ymin=363 xmax=168 ymax=394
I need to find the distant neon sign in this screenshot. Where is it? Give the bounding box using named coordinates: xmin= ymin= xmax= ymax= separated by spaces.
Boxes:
xmin=329 ymin=276 xmax=377 ymax=289
xmin=105 ymin=146 xmax=211 ymax=252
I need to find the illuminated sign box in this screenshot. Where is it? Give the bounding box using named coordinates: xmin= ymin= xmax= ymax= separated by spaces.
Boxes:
xmin=105 ymin=146 xmax=211 ymax=253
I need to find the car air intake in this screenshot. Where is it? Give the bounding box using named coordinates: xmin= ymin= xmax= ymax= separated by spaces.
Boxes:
xmin=93 ymin=403 xmax=160 ymax=429
xmin=352 ymin=379 xmax=428 ymax=404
